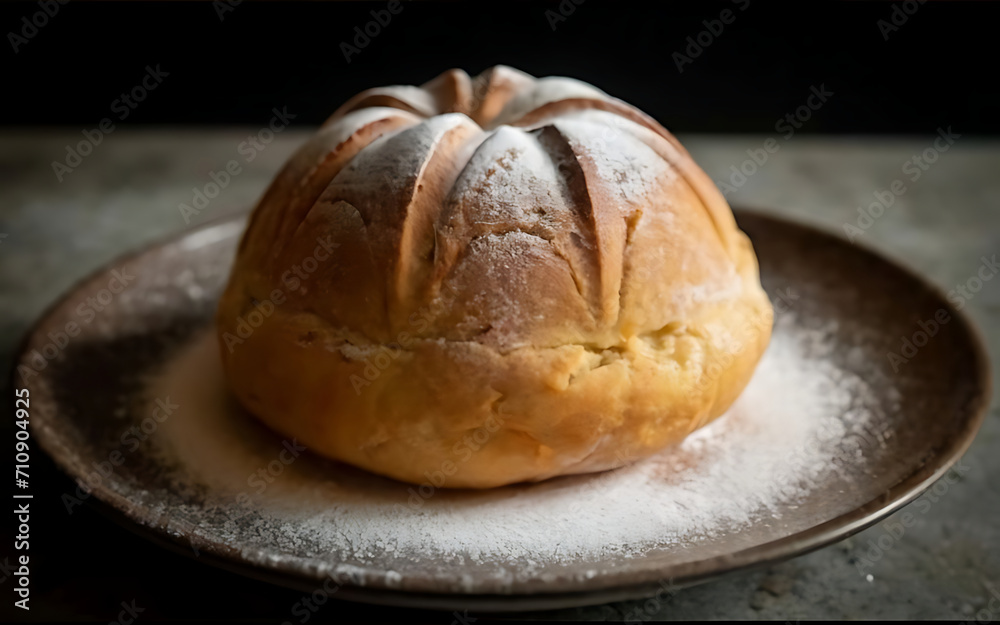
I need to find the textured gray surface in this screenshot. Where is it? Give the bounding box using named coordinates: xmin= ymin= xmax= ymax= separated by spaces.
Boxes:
xmin=1 ymin=130 xmax=997 ymax=621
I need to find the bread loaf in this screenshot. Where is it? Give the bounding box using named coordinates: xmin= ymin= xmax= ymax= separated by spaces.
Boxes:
xmin=216 ymin=66 xmax=773 ymax=488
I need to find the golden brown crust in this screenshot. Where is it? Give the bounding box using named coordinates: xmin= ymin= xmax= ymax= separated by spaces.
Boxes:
xmin=216 ymin=66 xmax=773 ymax=488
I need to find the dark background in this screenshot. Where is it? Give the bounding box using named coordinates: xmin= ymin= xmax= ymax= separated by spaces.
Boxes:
xmin=1 ymin=1 xmax=996 ymax=623
xmin=1 ymin=0 xmax=997 ymax=134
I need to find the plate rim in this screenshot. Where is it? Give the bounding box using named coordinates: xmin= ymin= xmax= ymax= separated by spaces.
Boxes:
xmin=13 ymin=207 xmax=993 ymax=611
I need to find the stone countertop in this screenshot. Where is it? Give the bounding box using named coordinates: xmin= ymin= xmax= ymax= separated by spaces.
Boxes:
xmin=0 ymin=129 xmax=997 ymax=622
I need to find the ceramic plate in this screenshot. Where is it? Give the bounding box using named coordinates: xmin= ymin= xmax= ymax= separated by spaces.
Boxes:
xmin=17 ymin=209 xmax=990 ymax=611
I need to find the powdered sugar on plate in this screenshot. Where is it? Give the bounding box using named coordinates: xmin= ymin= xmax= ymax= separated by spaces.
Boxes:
xmin=145 ymin=310 xmax=893 ymax=584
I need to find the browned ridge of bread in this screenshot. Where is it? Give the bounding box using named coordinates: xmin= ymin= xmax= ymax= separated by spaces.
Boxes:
xmin=217 ymin=66 xmax=773 ymax=488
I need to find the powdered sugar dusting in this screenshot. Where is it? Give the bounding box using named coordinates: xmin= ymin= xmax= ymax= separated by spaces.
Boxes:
xmin=448 ymin=125 xmax=567 ymax=227
xmin=490 ymin=76 xmax=609 ymax=128
xmin=557 ymin=116 xmax=673 ymax=207
xmin=147 ymin=311 xmax=890 ymax=580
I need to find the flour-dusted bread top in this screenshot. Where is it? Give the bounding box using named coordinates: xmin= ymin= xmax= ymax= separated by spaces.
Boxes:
xmin=232 ymin=66 xmax=748 ymax=354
